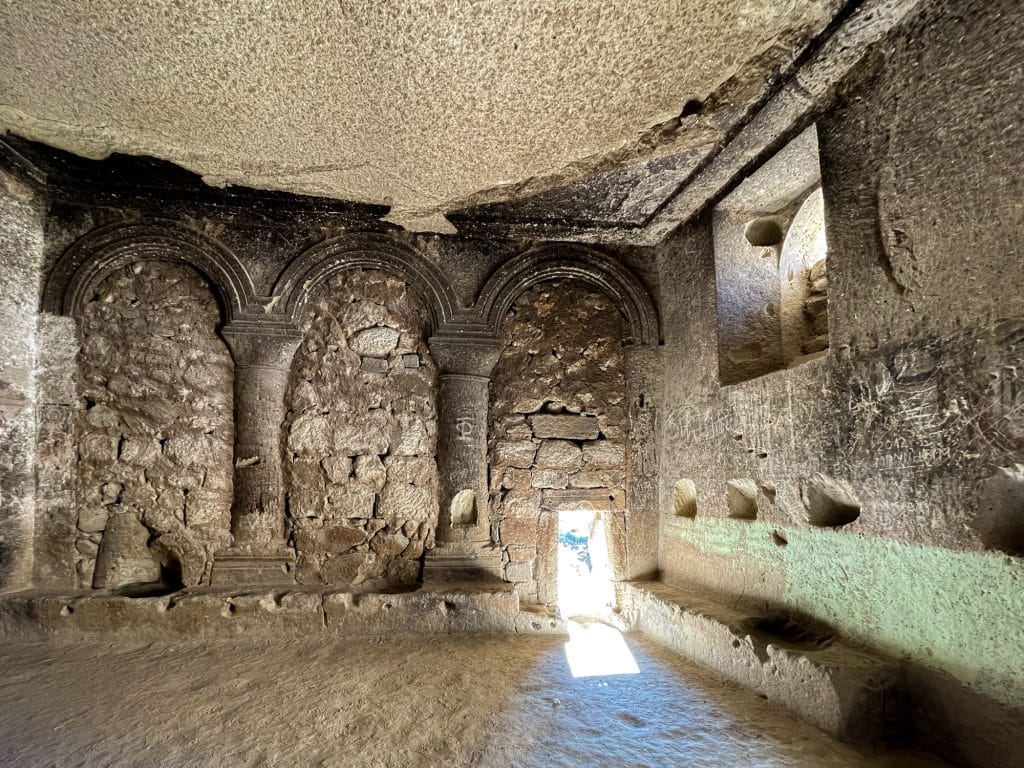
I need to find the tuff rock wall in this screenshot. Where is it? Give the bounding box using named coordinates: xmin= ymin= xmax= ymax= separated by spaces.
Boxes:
xmin=0 ymin=170 xmax=45 ymax=591
xmin=656 ymin=0 xmax=1024 ymax=761
xmin=284 ymin=270 xmax=438 ymax=587
xmin=74 ymin=263 xmax=234 ymax=588
xmin=489 ymin=281 xmax=626 ymax=603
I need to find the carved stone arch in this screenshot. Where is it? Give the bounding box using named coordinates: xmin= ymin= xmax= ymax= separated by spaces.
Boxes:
xmin=42 ymin=219 xmax=257 ymax=322
xmin=273 ymin=234 xmax=460 ymax=332
xmin=477 ymin=244 xmax=660 ymax=345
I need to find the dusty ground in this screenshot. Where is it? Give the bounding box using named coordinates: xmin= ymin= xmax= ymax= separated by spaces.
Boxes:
xmin=0 ymin=630 xmax=946 ymax=768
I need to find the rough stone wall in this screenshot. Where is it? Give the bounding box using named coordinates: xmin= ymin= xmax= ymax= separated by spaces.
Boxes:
xmin=284 ymin=270 xmax=438 ymax=588
xmin=75 ymin=263 xmax=234 ymax=588
xmin=655 ymin=0 xmax=1024 ymax=746
xmin=0 ymin=170 xmax=45 ymax=591
xmin=32 ymin=313 xmax=79 ymax=587
xmin=489 ymin=281 xmax=626 ymax=604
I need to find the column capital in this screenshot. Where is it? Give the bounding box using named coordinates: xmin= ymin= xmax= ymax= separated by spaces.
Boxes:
xmin=427 ymin=334 xmax=506 ymax=377
xmin=221 ymin=317 xmax=303 ymax=370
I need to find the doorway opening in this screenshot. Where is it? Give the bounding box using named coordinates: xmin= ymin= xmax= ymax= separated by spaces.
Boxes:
xmin=557 ymin=507 xmax=638 ymax=678
xmin=556 ymin=508 xmax=613 ymax=621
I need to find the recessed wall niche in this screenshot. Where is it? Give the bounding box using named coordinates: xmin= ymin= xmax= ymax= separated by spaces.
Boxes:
xmin=714 ymin=125 xmax=829 ymax=385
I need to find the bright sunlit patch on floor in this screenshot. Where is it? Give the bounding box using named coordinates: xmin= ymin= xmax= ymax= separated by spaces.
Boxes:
xmin=563 ymin=619 xmax=640 ymax=678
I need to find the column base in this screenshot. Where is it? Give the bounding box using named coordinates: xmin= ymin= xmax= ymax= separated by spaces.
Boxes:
xmin=423 ymin=540 xmax=505 ymax=583
xmin=211 ymin=545 xmax=296 ymax=586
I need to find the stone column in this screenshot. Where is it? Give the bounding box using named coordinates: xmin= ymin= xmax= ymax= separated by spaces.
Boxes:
xmin=212 ymin=319 xmax=302 ymax=585
xmin=424 ymin=334 xmax=506 ymax=580
xmin=619 ymin=343 xmax=663 ymax=581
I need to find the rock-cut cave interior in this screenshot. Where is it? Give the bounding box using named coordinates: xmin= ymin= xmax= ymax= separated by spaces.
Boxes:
xmin=0 ymin=2 xmax=1021 ymax=767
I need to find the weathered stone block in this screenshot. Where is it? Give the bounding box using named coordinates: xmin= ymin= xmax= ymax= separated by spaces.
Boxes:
xmin=378 ymin=482 xmax=434 ymax=524
xmin=384 ymin=456 xmax=435 ymax=486
xmin=321 ymin=552 xmax=365 ymax=583
xmin=505 ymin=560 xmax=534 ymax=583
xmin=571 ymin=469 xmax=625 ymax=488
xmin=353 ymin=454 xmax=386 ymax=490
xmin=529 ymin=414 xmax=600 ymax=440
xmin=161 ymin=435 xmax=216 ymax=468
xmin=118 ymin=437 xmax=160 ymax=466
xmin=370 ymin=532 xmax=409 ymax=559
xmin=499 ymin=515 xmax=537 ymax=546
xmin=500 ymin=468 xmax=532 ymax=490
xmin=386 ymin=557 xmax=420 ymax=585
xmin=582 ymin=441 xmax=625 ymax=468
xmin=392 ymin=412 xmax=431 ymax=456
xmin=79 ymin=434 xmax=119 ymax=463
xmin=293 ymin=523 xmax=325 ymax=552
xmin=321 ymin=456 xmax=352 ymax=484
xmin=512 ymin=397 xmax=546 ymax=414
xmin=322 ymin=522 xmax=365 ymax=552
xmin=184 ymin=488 xmax=229 ymax=528
xmin=349 ymin=326 xmax=400 ymax=357
xmin=492 ymin=440 xmax=537 ymax=468
xmin=506 ymin=545 xmax=536 ymax=563
xmin=326 ymin=484 xmax=376 ymax=518
xmin=535 ymin=439 xmax=583 ymax=470
xmin=330 ymin=421 xmax=390 ymax=457
xmin=77 ymin=506 xmax=109 ymax=533
xmin=501 ymin=490 xmax=541 ymax=517
xmin=288 ymin=413 xmax=332 ymax=455
xmin=531 ymin=469 xmax=568 ymax=489
xmin=294 ymin=552 xmax=323 ymax=585
xmin=497 ymin=415 xmax=533 ymax=441
xmin=360 ymin=356 xmax=390 ymax=374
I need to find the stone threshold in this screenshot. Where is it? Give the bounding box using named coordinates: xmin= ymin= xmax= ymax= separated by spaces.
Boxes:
xmin=616 ymin=580 xmax=901 ymax=746
xmin=0 ymin=581 xmax=568 ymax=641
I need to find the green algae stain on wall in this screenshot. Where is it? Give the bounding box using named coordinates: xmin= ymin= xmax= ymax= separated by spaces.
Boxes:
xmin=782 ymin=529 xmax=1024 ymax=710
xmin=670 ymin=518 xmax=1024 ymax=710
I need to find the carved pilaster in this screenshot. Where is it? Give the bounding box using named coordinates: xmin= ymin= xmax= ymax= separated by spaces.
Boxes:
xmin=424 ymin=334 xmax=506 ymax=580
xmin=621 ymin=343 xmax=663 ymax=580
xmin=212 ymin=317 xmax=302 ymax=585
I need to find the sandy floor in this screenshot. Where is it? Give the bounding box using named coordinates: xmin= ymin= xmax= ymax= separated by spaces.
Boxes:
xmin=0 ymin=628 xmax=946 ymax=768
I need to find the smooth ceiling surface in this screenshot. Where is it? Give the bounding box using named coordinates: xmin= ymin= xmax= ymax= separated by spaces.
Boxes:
xmin=0 ymin=1 xmax=839 ymax=229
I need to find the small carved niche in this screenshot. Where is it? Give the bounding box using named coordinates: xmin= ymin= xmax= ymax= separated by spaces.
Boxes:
xmin=450 ymin=489 xmax=478 ymax=526
xmin=725 ymin=479 xmax=759 ymax=520
xmin=673 ymin=479 xmax=698 ymax=518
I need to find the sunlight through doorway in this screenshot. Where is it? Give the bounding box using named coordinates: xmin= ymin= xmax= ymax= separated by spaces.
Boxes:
xmin=556 ymin=507 xmax=613 ymax=621
xmin=557 ymin=507 xmax=639 ymax=677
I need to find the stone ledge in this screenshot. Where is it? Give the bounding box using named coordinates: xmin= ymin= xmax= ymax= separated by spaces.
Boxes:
xmin=0 ymin=582 xmax=540 ymax=641
xmin=616 ymin=580 xmax=901 ymax=745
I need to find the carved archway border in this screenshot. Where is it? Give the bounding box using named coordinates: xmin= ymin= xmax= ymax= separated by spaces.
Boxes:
xmin=273 ymin=233 xmax=460 ymax=332
xmin=477 ymin=243 xmax=660 ymax=345
xmin=42 ymin=219 xmax=257 ymax=322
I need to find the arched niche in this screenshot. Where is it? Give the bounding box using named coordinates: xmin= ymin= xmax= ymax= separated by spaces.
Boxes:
xmin=74 ymin=261 xmax=234 ymax=589
xmin=477 ymin=244 xmax=659 ymax=347
xmin=488 ymin=279 xmax=628 ymax=605
xmin=42 ymin=220 xmax=256 ymax=324
xmin=272 ymin=234 xmax=460 ymax=333
xmin=282 ymin=268 xmax=440 ymax=588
